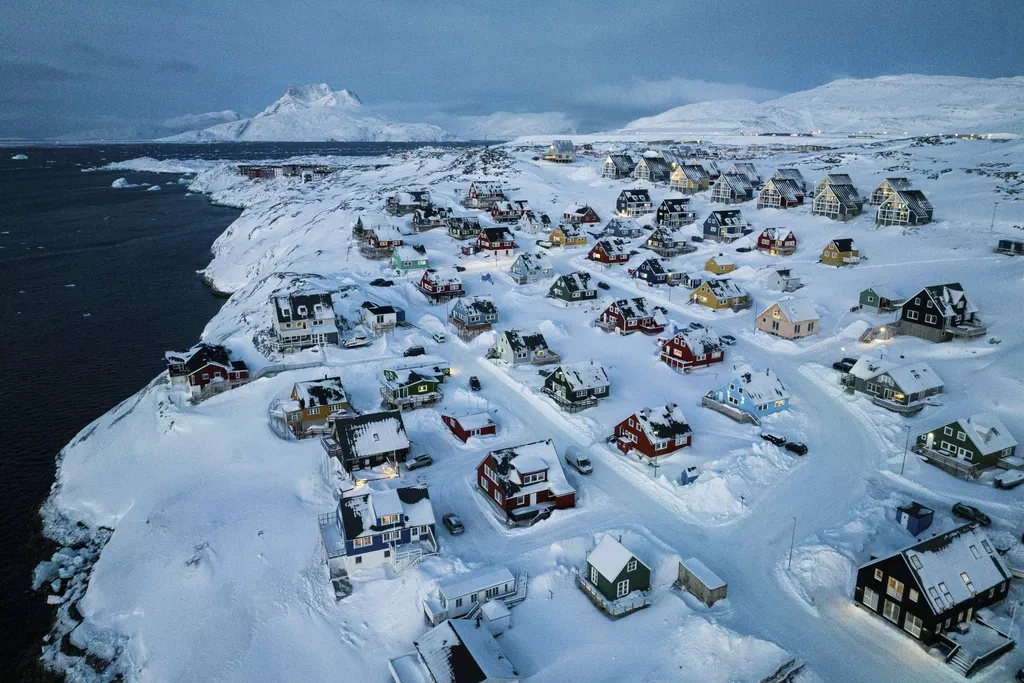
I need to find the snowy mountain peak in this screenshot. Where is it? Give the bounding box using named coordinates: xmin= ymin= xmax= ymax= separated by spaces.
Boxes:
xmin=260 ymin=84 xmax=363 ymax=117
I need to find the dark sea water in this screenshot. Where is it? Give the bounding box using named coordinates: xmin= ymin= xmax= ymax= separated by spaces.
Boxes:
xmin=0 ymin=142 xmax=475 ymax=679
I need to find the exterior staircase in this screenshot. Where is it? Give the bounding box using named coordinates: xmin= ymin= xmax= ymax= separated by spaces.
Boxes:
xmin=947 ymin=646 xmax=971 ymax=676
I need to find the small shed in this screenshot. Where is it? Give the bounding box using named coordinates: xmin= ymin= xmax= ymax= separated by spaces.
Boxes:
xmin=859 ymin=286 xmax=904 ymax=314
xmin=996 ymin=239 xmax=1024 ymax=255
xmin=678 ymin=557 xmax=727 ymax=607
xmin=896 ymin=501 xmax=933 ymax=536
xmin=479 ymin=599 xmax=511 ymax=636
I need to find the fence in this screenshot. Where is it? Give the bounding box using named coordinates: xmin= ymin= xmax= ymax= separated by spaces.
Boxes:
xmin=575 ymin=570 xmax=649 ymax=619
xmin=700 ymin=394 xmax=760 ymax=425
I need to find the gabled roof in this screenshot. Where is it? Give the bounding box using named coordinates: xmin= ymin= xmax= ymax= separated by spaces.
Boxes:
xmin=480 ymin=227 xmax=514 ymax=242
xmin=423 ymin=268 xmax=463 ymax=287
xmin=657 ymin=197 xmax=692 ymax=213
xmin=273 ymin=292 xmax=334 ymax=323
xmin=820 ymin=173 xmax=855 ymax=187
xmin=481 ymin=439 xmax=574 ymax=497
xmin=293 ymin=377 xmax=347 ymax=407
xmin=608 ymin=297 xmax=656 ymax=321
xmin=849 ymin=355 xmax=899 ymax=381
xmin=828 ymin=238 xmax=856 ymax=253
xmin=907 ymin=283 xmax=976 ymax=317
xmin=588 ymin=535 xmax=643 ymax=579
xmin=453 ymin=296 xmax=497 ymax=317
xmin=338 ymin=484 xmax=433 ymax=540
xmin=564 ymin=203 xmax=596 ymax=216
xmin=605 ymin=154 xmax=636 ymax=172
xmin=888 ymin=189 xmax=933 ymax=216
xmin=649 ymin=224 xmax=688 ymax=242
xmin=763 ymin=178 xmax=804 ymax=202
xmin=414 ymin=618 xmax=518 ymax=683
xmin=728 ymin=162 xmax=760 ymax=182
xmin=445 ymin=411 xmax=497 ymax=433
xmin=771 ymin=168 xmax=805 ymax=186
xmin=824 ymin=182 xmax=864 ymax=210
xmin=704 ymin=278 xmax=747 ymax=299
xmin=674 ymin=164 xmax=708 ymax=183
xmin=446 ymin=216 xmax=482 ymax=231
xmin=555 ymin=223 xmax=586 ymax=238
xmin=394 ymin=244 xmax=426 ymax=261
xmin=632 ymin=403 xmax=692 ymax=441
xmin=438 ymin=566 xmax=515 ymax=601
xmin=707 ymin=209 xmax=746 ymax=226
xmin=618 ymin=188 xmax=651 ymax=203
xmin=165 ymin=343 xmax=246 ymax=374
xmin=878 ymin=177 xmax=915 ymax=192
xmin=638 ymin=156 xmax=672 ymax=177
xmin=862 ymin=285 xmax=903 ymax=301
xmin=500 ymin=329 xmax=550 ymax=353
xmin=469 ymin=181 xmax=504 ymax=195
xmin=725 ymin=366 xmax=790 ymax=403
xmin=956 ymin=413 xmax=1018 ymax=455
xmin=329 ymin=411 xmax=409 ymax=462
xmin=554 ymin=271 xmax=594 ymax=294
xmin=717 ymin=172 xmax=753 ymax=194
xmin=861 ymin=360 xmax=943 ymax=394
xmin=766 ymin=297 xmax=818 ymax=323
xmin=550 ymin=139 xmax=574 ymax=153
xmin=512 ymin=251 xmax=552 ymax=272
xmin=635 ymin=257 xmax=666 ymax=276
xmin=594 ymin=238 xmax=629 ymax=257
xmin=382 ymin=366 xmax=440 ymax=390
xmin=760 ymin=228 xmax=795 ymax=242
xmin=601 ymin=217 xmax=643 ymax=236
xmin=555 ymin=360 xmax=609 ymax=392
xmin=670 ymin=325 xmax=722 ymax=355
xmin=880 ymin=524 xmax=1010 ymax=616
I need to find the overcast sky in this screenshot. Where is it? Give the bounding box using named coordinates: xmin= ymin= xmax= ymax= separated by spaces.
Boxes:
xmin=1 ymin=0 xmax=1021 ymax=139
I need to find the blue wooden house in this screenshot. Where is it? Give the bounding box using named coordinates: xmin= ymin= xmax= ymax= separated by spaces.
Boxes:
xmin=710 ymin=368 xmax=790 ymax=419
xmin=702 ymin=210 xmax=748 ymax=243
xmin=319 ymin=484 xmax=437 ymax=577
xmin=896 ymin=501 xmax=933 ymax=536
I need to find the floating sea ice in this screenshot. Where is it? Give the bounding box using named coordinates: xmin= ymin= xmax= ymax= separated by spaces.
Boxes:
xmin=11 ymin=153 xmax=28 ymax=160
xmin=146 ymin=185 xmax=161 ymax=192
xmin=83 ymin=313 xmax=91 ymax=317
xmin=65 ymin=283 xmax=75 ymax=287
xmin=111 ymin=177 xmax=141 ymax=188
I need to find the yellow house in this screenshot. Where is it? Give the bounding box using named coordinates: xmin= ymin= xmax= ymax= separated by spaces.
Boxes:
xmin=270 ymin=376 xmax=350 ymax=438
xmin=690 ymin=278 xmax=751 ymax=311
xmin=821 ymin=238 xmax=859 ymax=267
xmin=705 ymin=255 xmax=736 ymax=275
xmin=550 ymin=223 xmax=588 ymax=247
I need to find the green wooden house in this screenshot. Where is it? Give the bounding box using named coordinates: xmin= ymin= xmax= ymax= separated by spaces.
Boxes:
xmin=380 ymin=367 xmax=443 ymax=410
xmin=859 ymin=286 xmax=905 ymax=314
xmin=547 ymin=271 xmax=596 ymax=305
xmin=584 ymin=535 xmax=650 ymax=603
xmin=914 ymin=412 xmax=1017 ymax=474
xmin=391 ymin=245 xmax=429 ymax=274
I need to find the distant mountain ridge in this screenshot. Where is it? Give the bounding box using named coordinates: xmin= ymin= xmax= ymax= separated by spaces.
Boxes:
xmin=622 ymin=75 xmax=1024 ymax=135
xmin=161 ymin=83 xmax=451 ymax=143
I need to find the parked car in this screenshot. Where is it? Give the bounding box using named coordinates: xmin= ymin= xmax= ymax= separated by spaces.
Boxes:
xmin=407 ymin=454 xmax=434 ymax=470
xmin=691 ymin=235 xmax=704 ymax=243
xmin=952 ymin=502 xmax=992 ymax=526
xmin=736 ymin=246 xmax=752 ymax=253
xmin=995 ymin=470 xmax=1024 ymax=490
xmin=785 ymin=441 xmax=808 ymax=456
xmin=432 ymin=332 xmax=447 ymax=343
xmin=442 ymin=514 xmax=465 ymax=535
xmin=403 ymin=345 xmax=426 ymax=357
xmin=370 ymin=278 xmax=394 ymax=287
xmin=565 ymin=447 xmax=593 ymax=474
xmin=597 ymin=281 xmax=611 ymax=290
xmin=469 ymin=376 xmax=481 ymax=391
xmin=720 ymin=335 xmax=737 ymax=346
xmin=689 ymin=321 xmax=705 ymax=330
xmin=760 ymin=432 xmax=787 ymax=446
xmin=344 ymin=335 xmax=372 ymax=348
xmin=832 ymin=357 xmax=858 ymax=372
xmin=454 ymin=265 xmax=466 ymax=272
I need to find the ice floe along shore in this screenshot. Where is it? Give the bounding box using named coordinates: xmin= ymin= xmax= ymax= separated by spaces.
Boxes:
xmin=36 ymin=133 xmax=1024 ymax=682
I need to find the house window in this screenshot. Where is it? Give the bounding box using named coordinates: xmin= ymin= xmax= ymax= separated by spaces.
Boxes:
xmin=306 ymin=407 xmax=318 ymax=416
xmin=493 ymin=490 xmax=501 ymax=504
xmin=904 ymin=613 xmax=923 ymax=638
xmin=627 ymin=559 xmax=637 ymax=572
xmin=516 ymin=495 xmax=525 ymax=505
xmin=887 ymin=577 xmax=904 ymax=600
xmin=808 ymin=322 xmax=814 ymax=331
xmin=960 ymin=572 xmax=975 ymax=594
xmin=616 ymin=579 xmax=630 ymax=598
xmin=956 ymin=431 xmax=966 ymax=441
xmin=355 ymin=556 xmax=362 ymax=564
xmin=480 ymin=476 xmax=487 ymax=489
xmin=924 ymin=314 xmax=937 ymax=324
xmin=883 ymin=599 xmax=901 ymax=624
xmin=874 ymin=568 xmax=884 ymax=582
xmin=353 ymin=537 xmax=371 ymax=548
xmin=906 ymin=310 xmax=919 ymax=321
xmin=862 ymin=587 xmax=880 ymax=611
xmin=943 ymin=426 xmax=953 ymax=436
xmin=909 ymin=589 xmax=919 ymax=603
xmin=590 ymin=566 xmax=599 ymax=584
xmin=455 ymin=597 xmax=462 ymax=608
xmin=383 ymin=531 xmax=401 ymax=542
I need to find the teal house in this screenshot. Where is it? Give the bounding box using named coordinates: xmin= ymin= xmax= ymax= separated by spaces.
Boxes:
xmin=392 ymin=245 xmax=429 ymax=274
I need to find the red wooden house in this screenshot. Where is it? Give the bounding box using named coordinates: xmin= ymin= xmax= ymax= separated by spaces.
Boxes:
xmin=597 ymin=297 xmax=665 ymax=335
xmin=441 ymin=412 xmax=497 ymax=443
xmin=562 ymin=204 xmax=601 ymax=226
xmin=476 ymin=440 xmax=575 ymax=525
xmin=658 ymin=325 xmax=724 ymax=372
xmin=490 ymin=200 xmax=530 ymax=224
xmin=165 ymin=344 xmax=250 ymax=398
xmin=477 ymin=227 xmax=516 ymax=256
xmin=614 ymin=404 xmax=692 ymax=459
xmin=587 ymin=238 xmax=630 ymax=265
xmin=419 ymin=268 xmax=465 ymax=302
xmin=756 ymin=228 xmax=797 ymax=256
xmin=367 ymin=226 xmax=404 ymax=250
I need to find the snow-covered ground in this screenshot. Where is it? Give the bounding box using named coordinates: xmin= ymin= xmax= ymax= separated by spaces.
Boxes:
xmin=40 ymin=135 xmax=1024 ymax=682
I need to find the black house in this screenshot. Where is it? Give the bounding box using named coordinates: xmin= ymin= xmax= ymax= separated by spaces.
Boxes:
xmin=542 ymin=360 xmax=610 ymax=412
xmin=854 ymin=524 xmax=1011 ymax=647
xmin=654 ymin=198 xmax=696 ymax=228
xmin=898 ymin=283 xmax=985 ymax=343
xmin=616 ymin=189 xmax=653 ymax=217
xmin=631 ymin=258 xmax=668 ymax=286
xmin=320 ymin=410 xmax=411 ymax=472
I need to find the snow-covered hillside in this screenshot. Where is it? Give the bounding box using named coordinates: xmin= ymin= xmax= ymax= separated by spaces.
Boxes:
xmin=449 ymin=111 xmax=577 ymax=140
xmin=623 ymin=75 xmax=1024 ymax=135
xmin=38 ymin=136 xmax=1024 ymax=682
xmin=161 ymin=84 xmax=452 ymax=143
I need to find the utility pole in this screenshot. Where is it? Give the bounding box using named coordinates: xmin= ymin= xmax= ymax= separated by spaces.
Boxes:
xmin=788 ymin=516 xmax=797 ymax=571
xmin=900 ymin=425 xmax=911 ymax=475
xmin=990 ymin=201 xmax=999 ymax=234
xmin=651 ymin=456 xmax=659 ymax=479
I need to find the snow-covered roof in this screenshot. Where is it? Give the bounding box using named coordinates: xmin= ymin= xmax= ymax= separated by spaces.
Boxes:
xmin=849 ymin=356 xmax=899 ymax=381
xmin=423 ymin=268 xmax=463 ymax=287
xmin=273 ymin=291 xmax=334 ymax=323
xmin=633 ymin=404 xmax=692 ymax=442
xmin=763 ymin=178 xmax=804 ymax=201
xmin=959 ymin=413 xmax=1018 ymax=455
xmin=674 ymin=164 xmax=707 ymax=183
xmin=513 ymin=251 xmax=552 ymax=272
xmin=555 ymin=271 xmax=594 ymax=294
xmin=601 ymin=217 xmax=643 ymax=236
xmin=414 ymin=618 xmax=517 ymax=683
xmin=483 ymin=439 xmax=575 ymax=497
xmin=382 ymin=367 xmax=440 ymax=390
xmin=618 ymin=188 xmax=651 ymax=203
xmin=480 ymin=227 xmax=514 ymax=242
xmin=588 ymin=535 xmax=642 ymax=579
xmin=447 ymin=411 xmax=496 ymax=432
xmin=673 ymin=326 xmax=722 ymax=355
xmin=771 ymin=168 xmax=805 ymax=186
xmin=470 ymin=181 xmax=504 ymax=196
xmin=501 ymin=329 xmax=550 ymax=353
xmin=605 ymin=154 xmax=636 ymax=172
xmin=438 ymin=566 xmax=515 ymax=601
xmin=564 ymin=203 xmax=595 ymax=216
xmin=330 ymin=411 xmax=409 ymax=461
xmin=338 ymin=484 xmax=433 ymax=540
xmin=609 ymin=297 xmax=657 ymax=321
xmin=707 ymin=209 xmax=746 ymax=227
xmin=453 ymin=296 xmax=497 ymax=317
xmin=896 ymin=525 xmax=1010 ymax=616
xmin=682 ymin=557 xmax=725 ymax=590
xmin=767 ymin=297 xmax=818 ymax=323
xmin=760 ymin=228 xmax=794 ymax=242
xmin=728 ymin=367 xmax=790 ymax=403
xmin=718 ymin=173 xmax=753 ymax=194
xmin=826 ymin=182 xmax=864 ymax=209
xmin=555 ymin=223 xmax=585 ymax=238
xmin=828 ymin=238 xmax=856 ymax=253
xmin=594 ymin=238 xmax=629 ymax=256
xmin=394 ymin=245 xmax=425 ymax=261
xmin=557 ymin=360 xmax=609 ymax=392
xmin=708 ymin=255 xmax=735 ymax=267
xmin=635 ymin=258 xmax=665 ymax=276
xmin=728 ymin=162 xmax=760 ymax=182
xmin=889 ymin=189 xmax=933 ymax=216
xmin=879 ymin=177 xmax=915 ymax=192
xmin=293 ymin=377 xmax=347 ymax=408
xmin=657 ymin=197 xmax=692 ymax=213
xmin=863 ymin=285 xmax=903 ymax=301
xmin=705 ymin=278 xmax=747 ymax=299
xmin=549 ymin=139 xmax=574 ymax=153
xmin=907 ymin=283 xmax=975 ymax=317
xmin=884 ymin=362 xmax=944 ymax=394
xmin=479 ymin=599 xmax=510 ymax=621
xmin=650 ymin=225 xmax=688 ymax=243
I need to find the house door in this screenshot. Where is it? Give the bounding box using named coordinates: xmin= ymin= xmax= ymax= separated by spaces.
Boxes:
xmin=925 ymin=433 xmax=934 ymax=449
xmin=966 ymin=607 xmax=973 ymax=622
